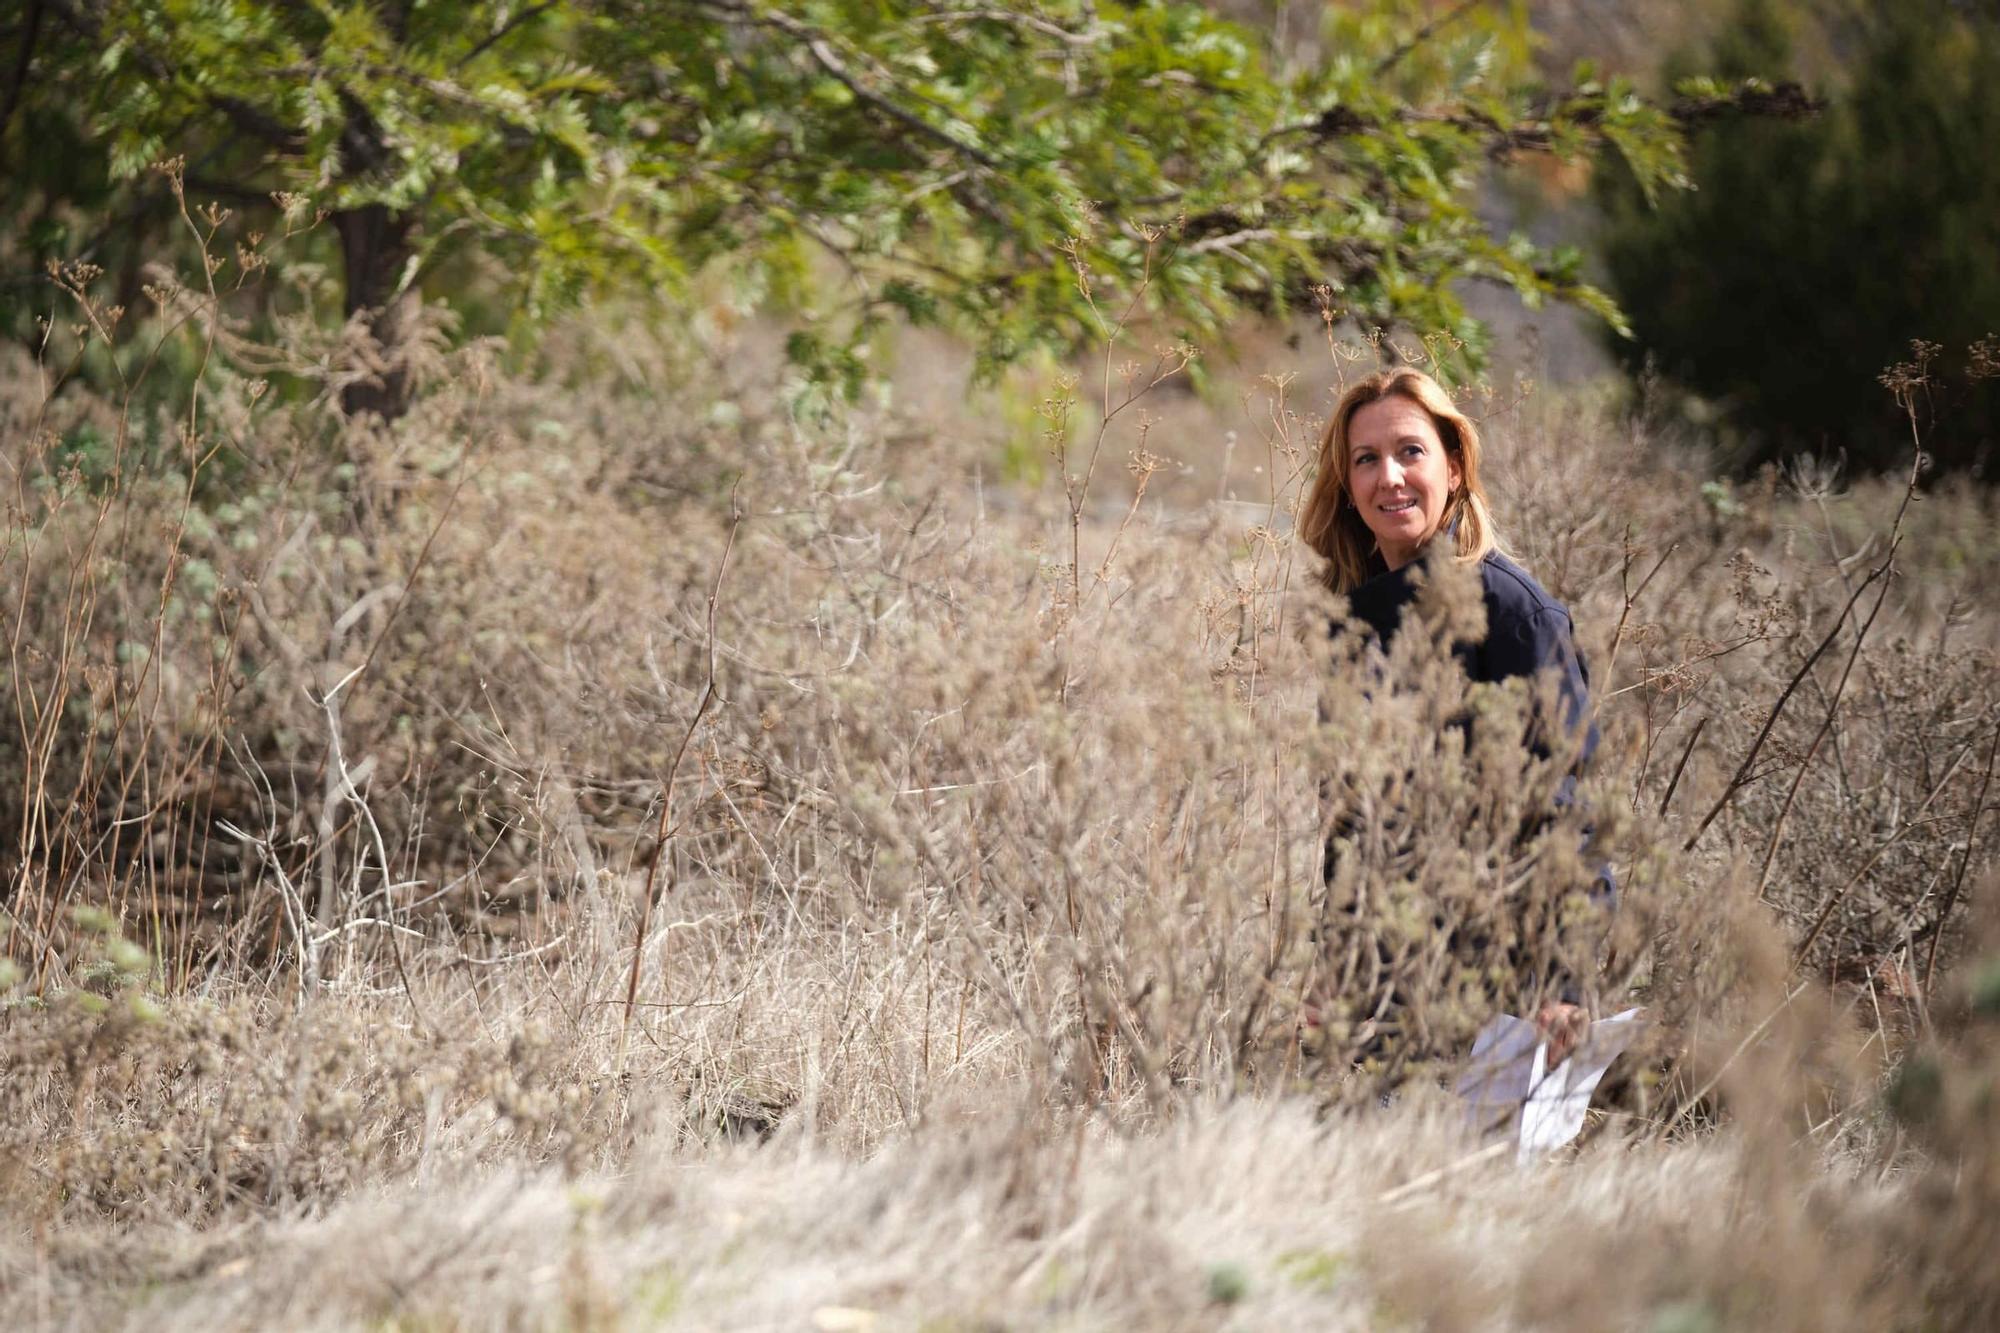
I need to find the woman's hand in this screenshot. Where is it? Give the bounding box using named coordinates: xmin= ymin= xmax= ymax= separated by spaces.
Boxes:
xmin=1534 ymin=1002 xmax=1588 ymax=1069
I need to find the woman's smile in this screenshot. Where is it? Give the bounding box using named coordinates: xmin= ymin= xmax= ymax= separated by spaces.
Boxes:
xmin=1346 ymin=396 xmax=1462 ymax=569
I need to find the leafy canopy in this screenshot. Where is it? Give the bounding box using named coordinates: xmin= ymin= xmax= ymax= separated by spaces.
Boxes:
xmin=3 ymin=1 xmax=1716 ymax=407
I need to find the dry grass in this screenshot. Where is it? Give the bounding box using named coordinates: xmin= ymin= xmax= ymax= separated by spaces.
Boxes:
xmin=0 ymin=1097 xmax=1861 ymax=1331
xmin=3 ymin=219 xmax=1998 ymax=1329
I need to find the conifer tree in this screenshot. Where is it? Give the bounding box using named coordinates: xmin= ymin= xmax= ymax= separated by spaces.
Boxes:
xmin=1598 ymin=0 xmax=1999 ymax=474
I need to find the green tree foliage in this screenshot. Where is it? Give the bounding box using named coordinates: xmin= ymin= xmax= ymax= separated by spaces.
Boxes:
xmin=1596 ymin=0 xmax=2000 ymax=475
xmin=2 ymin=1 xmax=1721 ymax=417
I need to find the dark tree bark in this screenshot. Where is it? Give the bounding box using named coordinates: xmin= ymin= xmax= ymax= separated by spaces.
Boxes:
xmin=332 ymin=94 xmax=417 ymax=419
xmin=333 ymin=202 xmax=417 ymax=419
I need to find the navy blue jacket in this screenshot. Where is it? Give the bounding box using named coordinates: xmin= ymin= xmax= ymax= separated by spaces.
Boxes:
xmin=1344 ymin=547 xmax=1600 ymax=773
xmin=1332 ymin=545 xmax=1616 ymax=942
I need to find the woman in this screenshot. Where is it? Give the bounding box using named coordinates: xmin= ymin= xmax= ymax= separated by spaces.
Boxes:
xmin=1299 ymin=367 xmax=1602 ymax=1067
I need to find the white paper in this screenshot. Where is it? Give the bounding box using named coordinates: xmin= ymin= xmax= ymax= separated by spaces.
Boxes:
xmin=1455 ymin=1007 xmax=1644 ymax=1162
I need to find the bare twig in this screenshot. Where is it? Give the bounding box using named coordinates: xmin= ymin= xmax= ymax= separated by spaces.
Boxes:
xmin=1658 ymin=715 xmax=1707 ymax=818
xmin=1683 ymin=552 xmax=1894 ymax=853
xmin=1666 ymin=981 xmax=1813 ymax=1133
xmin=346 ymin=451 xmax=477 ymax=704
xmin=1792 ymin=731 xmax=1981 ymax=972
xmin=1376 ymin=1139 xmax=1509 ymax=1206
xmin=617 ymin=484 xmax=743 ymax=1073
xmin=454 ymin=1 xmax=556 ymax=70
xmin=1605 ymin=536 xmax=1676 ymax=683
xmin=1755 ymin=564 xmax=1896 ymax=895
xmin=1924 ymin=721 xmax=1998 ymax=991
xmin=1373 ymin=0 xmax=1481 ymax=79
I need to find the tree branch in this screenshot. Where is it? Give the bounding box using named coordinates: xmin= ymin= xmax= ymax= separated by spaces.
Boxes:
xmin=700 ymin=0 xmax=1004 ymax=171
xmin=1668 ymin=80 xmax=1821 ymax=132
xmin=905 ymin=8 xmax=1101 ymax=47
xmin=1373 ymin=0 xmax=1481 ymax=78
xmin=0 ymin=0 xmax=44 ymax=150
xmin=455 ymin=1 xmax=557 ymax=71
xmin=1265 ymin=80 xmax=1820 ymax=162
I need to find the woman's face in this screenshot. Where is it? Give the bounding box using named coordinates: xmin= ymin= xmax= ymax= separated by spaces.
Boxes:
xmin=1345 ymin=394 xmax=1462 ymax=570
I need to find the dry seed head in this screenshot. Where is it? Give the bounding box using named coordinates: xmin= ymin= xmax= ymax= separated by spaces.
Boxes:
xmin=1879 ymin=338 xmax=1943 ymax=406
xmin=1968 ymin=334 xmax=1998 ymax=381
xmin=1782 ymin=452 xmax=1846 ymax=502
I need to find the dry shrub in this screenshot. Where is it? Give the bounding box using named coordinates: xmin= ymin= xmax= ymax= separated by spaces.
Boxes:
xmin=0 ymin=916 xmax=620 ymax=1225
xmin=2 ymin=225 xmax=1997 ymax=1327
xmin=1878 ymin=887 xmax=2000 ymax=1326
xmin=1491 ymin=372 xmax=1998 ymax=995
xmin=1303 ymin=559 xmax=1641 ymax=1086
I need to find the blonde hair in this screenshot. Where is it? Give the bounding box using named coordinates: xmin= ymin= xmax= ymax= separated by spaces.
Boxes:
xmin=1299 ymin=367 xmax=1501 ymax=593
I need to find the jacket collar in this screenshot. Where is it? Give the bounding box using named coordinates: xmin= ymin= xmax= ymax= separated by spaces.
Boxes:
xmin=1360 ymin=518 xmax=1459 ymax=589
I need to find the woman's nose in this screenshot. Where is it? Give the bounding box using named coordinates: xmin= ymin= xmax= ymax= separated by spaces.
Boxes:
xmin=1381 ymin=457 xmax=1406 ymax=484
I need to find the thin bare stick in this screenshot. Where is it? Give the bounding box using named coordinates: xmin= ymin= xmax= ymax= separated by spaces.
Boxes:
xmin=1685 ymin=406 xmax=1922 ymax=856
xmin=347 ymin=453 xmax=476 ymax=706
xmin=1755 ymin=566 xmax=1895 ymax=895
xmin=1924 ymin=721 xmax=1998 ymax=991
xmin=1682 ymin=552 xmax=1893 ymax=853
xmin=1666 ymin=981 xmax=1812 ymax=1133
xmin=1658 ymin=715 xmax=1707 ymax=817
xmin=617 ymin=486 xmax=743 ymax=1073
xmin=1792 ymin=733 xmax=1979 ymax=972
xmin=1604 ymin=536 xmax=1675 ymax=684
xmin=1373 ymin=0 xmax=1482 ymax=78
xmin=1376 ymin=1139 xmax=1509 ymax=1206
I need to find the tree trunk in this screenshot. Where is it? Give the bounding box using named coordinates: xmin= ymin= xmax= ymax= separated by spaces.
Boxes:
xmin=333 ymin=202 xmax=418 ymax=420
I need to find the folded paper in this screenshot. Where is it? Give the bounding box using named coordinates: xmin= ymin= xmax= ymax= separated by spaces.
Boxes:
xmin=1456 ymin=1008 xmax=1644 ymax=1162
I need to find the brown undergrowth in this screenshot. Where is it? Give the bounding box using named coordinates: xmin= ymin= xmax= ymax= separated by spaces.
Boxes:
xmin=2 ymin=216 xmax=1997 ymax=1327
